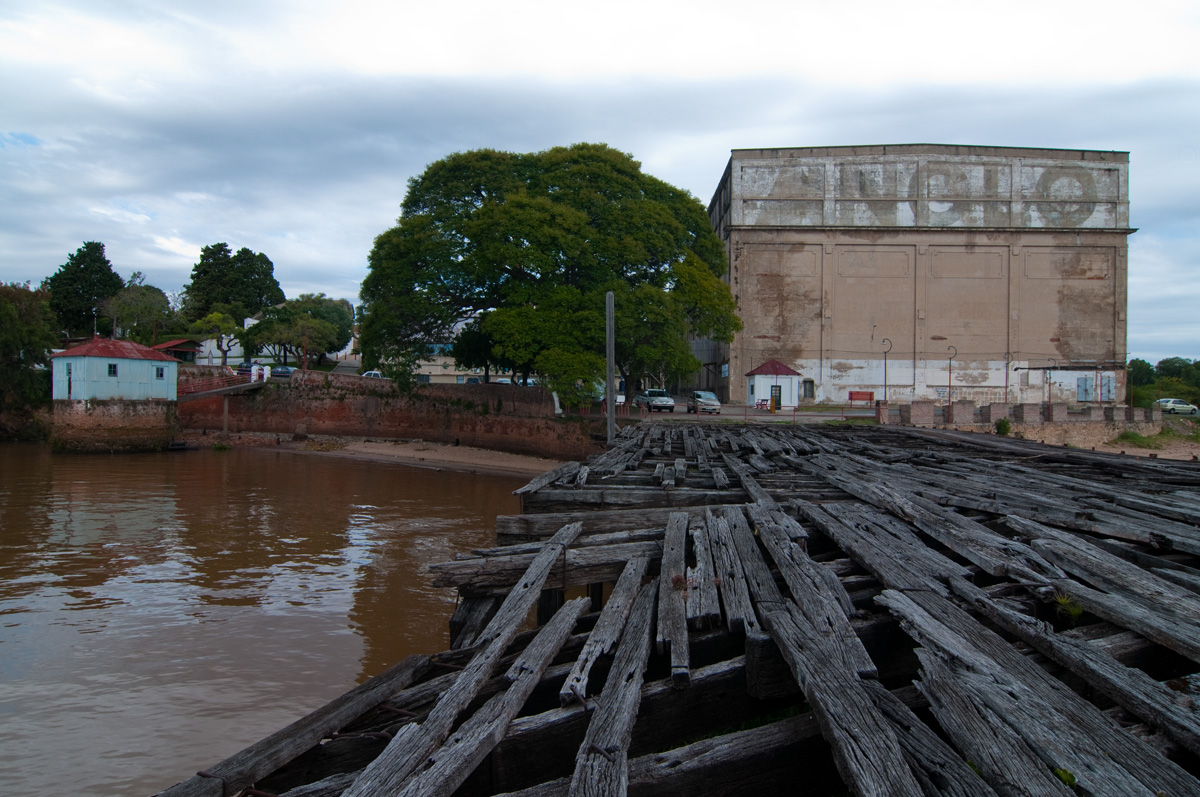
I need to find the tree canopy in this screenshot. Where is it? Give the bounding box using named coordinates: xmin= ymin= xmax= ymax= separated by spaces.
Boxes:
xmin=182 ymin=243 xmax=284 ymax=321
xmin=45 ymin=241 xmax=125 ymax=337
xmin=238 ymin=294 xmax=352 ymax=368
xmin=359 ymin=143 xmax=740 ymax=396
xmin=102 ymin=272 xmax=173 ymax=345
xmin=0 ymin=283 xmax=58 ymax=436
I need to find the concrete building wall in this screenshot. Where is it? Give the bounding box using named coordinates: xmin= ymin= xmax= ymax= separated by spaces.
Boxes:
xmin=709 ymin=145 xmax=1131 ymax=405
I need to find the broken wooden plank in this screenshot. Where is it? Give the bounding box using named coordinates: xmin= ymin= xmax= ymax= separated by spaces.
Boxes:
xmin=568 ymin=579 xmax=658 ymax=796
xmin=343 ymin=523 xmax=585 ymax=797
xmin=560 ymin=557 xmax=650 ymax=707
xmin=394 ymin=598 xmax=591 ymax=797
xmin=655 ymin=512 xmax=690 ymax=687
xmin=685 ymin=515 xmax=720 ymax=630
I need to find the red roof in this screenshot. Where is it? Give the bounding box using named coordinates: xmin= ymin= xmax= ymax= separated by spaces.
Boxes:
xmin=51 ymin=335 xmax=179 ymax=363
xmin=745 ymin=358 xmax=801 ymax=377
xmin=153 ymin=339 xmax=201 ymax=351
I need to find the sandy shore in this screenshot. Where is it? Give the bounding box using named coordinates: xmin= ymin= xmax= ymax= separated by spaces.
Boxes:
xmin=179 ymin=431 xmax=567 ymax=479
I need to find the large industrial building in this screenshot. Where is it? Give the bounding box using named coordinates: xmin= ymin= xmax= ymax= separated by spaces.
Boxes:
xmin=703 ymin=144 xmax=1132 ymax=407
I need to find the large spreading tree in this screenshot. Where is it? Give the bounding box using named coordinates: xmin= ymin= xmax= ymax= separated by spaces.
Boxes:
xmin=182 ymin=243 xmax=284 ymax=321
xmin=45 ymin=241 xmax=125 ymax=337
xmin=359 ymin=143 xmax=740 ymax=396
xmin=0 ymin=282 xmax=58 ymax=437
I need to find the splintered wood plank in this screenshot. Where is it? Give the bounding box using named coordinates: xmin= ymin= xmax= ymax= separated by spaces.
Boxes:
xmin=560 ymin=557 xmax=650 ymax=707
xmin=514 ymin=461 xmax=583 ymax=494
xmin=747 ymin=503 xmax=875 ymax=679
xmin=343 ymin=523 xmax=585 ymax=797
xmin=394 ymin=598 xmax=591 ymax=797
xmin=568 ymin=579 xmax=659 ymax=797
xmin=878 ymin=588 xmax=1200 ymax=796
xmin=655 ymin=512 xmax=690 ymax=687
xmin=722 ymin=504 xmax=923 ymax=794
xmin=950 ymin=577 xmax=1200 ymax=758
xmin=706 ymin=509 xmax=758 ymax=635
xmin=757 ymin=606 xmax=924 ymax=796
xmin=719 ymin=453 xmax=773 ymax=503
xmin=449 ymin=596 xmax=500 ymax=649
xmin=860 ymin=679 xmax=1000 ymax=797
xmin=685 ymin=515 xmax=720 ymax=630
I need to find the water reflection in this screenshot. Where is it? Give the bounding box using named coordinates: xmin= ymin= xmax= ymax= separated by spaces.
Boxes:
xmin=0 ymin=443 xmax=522 ymax=795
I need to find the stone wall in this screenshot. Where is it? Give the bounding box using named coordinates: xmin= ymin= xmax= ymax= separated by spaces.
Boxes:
xmin=51 ymin=398 xmax=179 ymax=452
xmin=176 ymin=371 xmax=607 ymax=460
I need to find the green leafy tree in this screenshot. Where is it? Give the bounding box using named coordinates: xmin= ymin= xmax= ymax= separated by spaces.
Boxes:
xmin=102 ymin=273 xmax=172 ymax=345
xmin=450 ymin=319 xmax=502 ymax=382
xmin=1126 ymin=358 xmax=1155 ymax=387
xmin=1155 ymin=357 xmax=1195 ymax=383
xmin=289 ymin=294 xmax=353 ymax=364
xmin=182 ymin=243 xmax=284 ymax=321
xmin=189 ymin=311 xmax=240 ymax=366
xmin=45 ymin=241 xmax=125 ymax=337
xmin=360 ymin=143 xmax=740 ymax=392
xmin=0 ymin=283 xmax=58 ymax=437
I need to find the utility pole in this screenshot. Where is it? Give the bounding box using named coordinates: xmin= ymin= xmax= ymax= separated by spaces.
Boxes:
xmin=606 ymin=291 xmax=616 ymax=445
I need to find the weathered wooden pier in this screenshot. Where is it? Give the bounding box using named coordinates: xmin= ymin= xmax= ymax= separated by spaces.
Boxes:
xmin=159 ymin=423 xmax=1200 ymax=796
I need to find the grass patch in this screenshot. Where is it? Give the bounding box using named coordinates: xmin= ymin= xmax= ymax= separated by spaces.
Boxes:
xmin=1109 ymin=430 xmax=1164 ymax=449
xmin=822 ymin=417 xmax=878 ymax=426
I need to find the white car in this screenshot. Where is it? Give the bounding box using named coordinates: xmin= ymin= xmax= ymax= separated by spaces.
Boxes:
xmin=634 ymin=389 xmax=675 ymax=412
xmin=1156 ymin=398 xmax=1198 ymax=415
xmin=362 ymin=370 xmax=386 ymax=379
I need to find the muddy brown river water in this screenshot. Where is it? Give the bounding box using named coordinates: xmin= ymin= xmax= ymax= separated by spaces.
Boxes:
xmin=0 ymin=443 xmax=523 ymax=796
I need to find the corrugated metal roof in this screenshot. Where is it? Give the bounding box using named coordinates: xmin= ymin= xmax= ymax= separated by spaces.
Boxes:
xmin=745 ymin=358 xmax=801 ymax=377
xmin=51 ymin=335 xmax=179 ymax=362
xmin=152 ymin=339 xmax=201 ymax=351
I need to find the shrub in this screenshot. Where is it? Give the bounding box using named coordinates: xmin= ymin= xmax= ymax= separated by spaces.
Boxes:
xmin=994 ymin=418 xmax=1011 ymax=436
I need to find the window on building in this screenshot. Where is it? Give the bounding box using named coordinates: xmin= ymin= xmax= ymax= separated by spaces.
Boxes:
xmin=416 ymin=374 xmax=431 ymax=384
xmin=155 ymin=366 xmax=165 ymax=380
xmin=108 ymin=363 xmax=118 ymax=377
xmin=803 ymin=379 xmax=815 ymax=399
xmin=456 ymin=375 xmax=465 ymax=384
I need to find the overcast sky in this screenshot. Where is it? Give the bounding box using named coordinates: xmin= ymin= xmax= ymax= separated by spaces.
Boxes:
xmin=3 ymin=1 xmax=1198 ymax=363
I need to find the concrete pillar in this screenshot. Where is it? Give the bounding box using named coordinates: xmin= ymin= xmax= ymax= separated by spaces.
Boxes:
xmin=980 ymin=403 xmax=1010 ymax=423
xmin=875 ymin=400 xmax=890 ymax=425
xmin=948 ymin=400 xmax=976 ymax=425
xmin=1083 ymin=405 xmax=1106 ymax=421
xmin=1149 ymin=404 xmax=1163 ymax=422
xmin=1047 ymin=403 xmax=1070 ymax=422
xmin=1104 ymin=406 xmax=1132 ymax=423
xmin=907 ymin=400 xmax=936 ymax=426
xmin=1013 ymin=403 xmax=1042 ymax=424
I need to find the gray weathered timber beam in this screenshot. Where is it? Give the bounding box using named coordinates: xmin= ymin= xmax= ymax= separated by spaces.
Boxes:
xmin=568 ymin=579 xmax=658 ymax=797
xmin=758 ymin=606 xmax=924 ymax=796
xmin=560 ymin=557 xmax=650 ymax=707
xmin=394 ymin=598 xmax=591 ymax=797
xmin=706 ymin=509 xmax=758 ymax=635
xmin=685 ymin=515 xmax=720 ymax=630
xmin=950 ymin=577 xmax=1200 ymax=758
xmin=514 ymin=461 xmax=583 ymax=495
xmin=155 ymin=654 xmax=432 ymax=797
xmin=878 ymin=589 xmax=1200 ymax=796
xmin=655 ymin=512 xmax=690 ymax=687
xmin=343 ymin=523 xmax=585 ymax=797
xmin=915 ymin=650 xmax=1077 ymax=797
xmin=520 ymin=486 xmax=747 ymax=511
xmin=718 ymin=453 xmax=773 ymax=504
xmin=449 ymin=595 xmax=501 ymax=649
xmin=429 ymin=541 xmax=661 ymax=591
xmin=860 ymin=679 xmax=1000 ymax=797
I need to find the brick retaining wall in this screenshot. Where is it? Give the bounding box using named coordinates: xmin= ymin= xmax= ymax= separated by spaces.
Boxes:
xmin=176 ymin=371 xmax=607 ymax=461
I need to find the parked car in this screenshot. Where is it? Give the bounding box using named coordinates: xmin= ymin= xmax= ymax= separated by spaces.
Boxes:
xmin=1156 ymin=398 xmax=1198 ymax=415
xmin=236 ymin=362 xmax=254 ymax=375
xmin=362 ymin=370 xmax=385 ymax=379
xmin=270 ymin=365 xmax=296 ymax=379
xmin=634 ymin=389 xmax=675 ymax=412
xmin=687 ymin=390 xmax=721 ymax=414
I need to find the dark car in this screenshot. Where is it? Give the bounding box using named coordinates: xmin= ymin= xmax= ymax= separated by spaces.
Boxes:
xmin=236 ymin=362 xmax=254 ymax=375
xmin=271 ymin=365 xmax=296 ymax=379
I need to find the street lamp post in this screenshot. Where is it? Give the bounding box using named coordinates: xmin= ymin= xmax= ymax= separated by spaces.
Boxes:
xmin=947 ymin=346 xmax=957 ymax=407
xmin=881 ymin=338 xmax=892 ymax=402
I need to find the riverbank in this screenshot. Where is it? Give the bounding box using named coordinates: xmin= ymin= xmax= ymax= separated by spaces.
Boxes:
xmin=176 ymin=430 xmax=566 ymax=478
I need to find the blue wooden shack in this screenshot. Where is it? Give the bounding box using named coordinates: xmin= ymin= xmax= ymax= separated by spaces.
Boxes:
xmin=51 ymin=335 xmax=180 ymax=401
